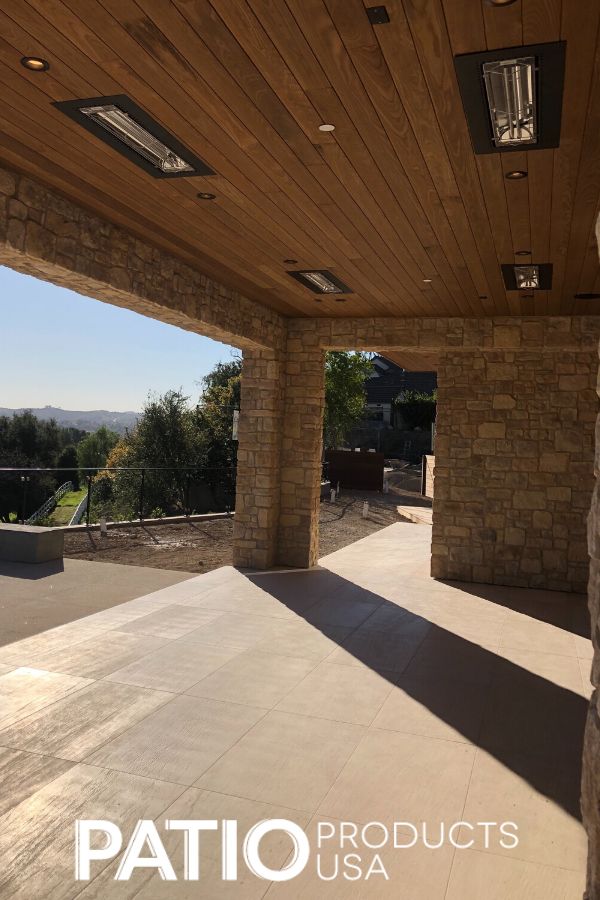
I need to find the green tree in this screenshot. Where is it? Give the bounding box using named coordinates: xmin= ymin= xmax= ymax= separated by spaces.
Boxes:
xmin=56 ymin=446 xmax=80 ymax=489
xmin=0 ymin=411 xmax=83 ymax=521
xmin=98 ymin=391 xmax=205 ymax=518
xmin=201 ymin=359 xmax=242 ymax=395
xmin=196 ymin=357 xmax=241 ymax=470
xmin=323 ymin=352 xmax=373 ymax=449
xmin=393 ymin=390 xmax=437 ymax=429
xmin=77 ymin=425 xmax=119 ymax=471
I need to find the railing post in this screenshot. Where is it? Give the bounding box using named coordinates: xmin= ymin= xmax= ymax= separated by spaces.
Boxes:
xmin=185 ymin=472 xmax=191 ymax=516
xmin=421 ymin=454 xmax=426 ymax=496
xmin=20 ymin=475 xmax=29 ymax=524
xmin=86 ymin=475 xmax=92 ymax=526
xmin=139 ymin=468 xmax=145 ymax=522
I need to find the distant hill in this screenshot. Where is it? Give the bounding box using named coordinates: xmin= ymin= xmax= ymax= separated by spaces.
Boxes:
xmin=0 ymin=406 xmax=140 ymax=435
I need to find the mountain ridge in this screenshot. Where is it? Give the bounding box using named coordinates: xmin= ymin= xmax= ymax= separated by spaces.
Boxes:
xmin=0 ymin=406 xmax=140 ymax=435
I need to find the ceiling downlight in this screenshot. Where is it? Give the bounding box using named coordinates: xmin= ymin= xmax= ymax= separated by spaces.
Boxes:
xmin=20 ymin=56 xmax=49 ymax=71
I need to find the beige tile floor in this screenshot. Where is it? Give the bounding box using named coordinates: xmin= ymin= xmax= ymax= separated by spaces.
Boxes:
xmin=0 ymin=522 xmax=591 ymax=899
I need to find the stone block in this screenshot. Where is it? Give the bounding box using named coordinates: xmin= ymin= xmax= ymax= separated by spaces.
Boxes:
xmin=478 ymin=422 xmax=506 ymax=438
xmin=0 ymin=524 xmax=64 ymax=563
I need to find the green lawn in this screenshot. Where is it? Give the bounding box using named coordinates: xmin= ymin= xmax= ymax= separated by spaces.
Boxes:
xmin=44 ymin=488 xmax=87 ymax=526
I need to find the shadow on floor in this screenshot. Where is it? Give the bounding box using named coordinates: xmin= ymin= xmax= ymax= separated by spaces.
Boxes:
xmin=248 ymin=567 xmax=588 ymax=822
xmin=0 ymin=559 xmax=64 ymax=580
xmin=436 ymin=579 xmax=590 ymax=638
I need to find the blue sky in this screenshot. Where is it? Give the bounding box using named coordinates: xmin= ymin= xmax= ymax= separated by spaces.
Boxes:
xmin=0 ymin=266 xmax=236 ymax=412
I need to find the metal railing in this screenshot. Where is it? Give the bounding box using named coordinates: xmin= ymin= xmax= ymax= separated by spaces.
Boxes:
xmin=0 ymin=466 xmax=236 ymax=527
xmin=25 ymin=480 xmax=73 ymax=525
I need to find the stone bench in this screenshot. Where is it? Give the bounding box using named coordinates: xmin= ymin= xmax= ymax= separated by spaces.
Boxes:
xmin=0 ymin=524 xmax=64 ymax=564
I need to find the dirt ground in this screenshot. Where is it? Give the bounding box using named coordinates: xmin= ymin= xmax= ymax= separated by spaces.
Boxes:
xmin=64 ymin=472 xmax=429 ymax=573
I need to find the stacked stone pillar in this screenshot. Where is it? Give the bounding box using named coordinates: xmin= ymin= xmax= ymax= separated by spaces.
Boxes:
xmin=582 ymin=219 xmax=600 ymax=900
xmin=432 ymin=342 xmax=597 ymax=592
xmin=232 ymin=349 xmax=285 ymax=569
xmin=233 ymin=336 xmax=325 ymax=569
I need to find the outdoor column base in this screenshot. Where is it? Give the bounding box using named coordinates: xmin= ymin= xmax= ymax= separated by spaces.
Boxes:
xmin=233 ymin=337 xmax=325 ymax=570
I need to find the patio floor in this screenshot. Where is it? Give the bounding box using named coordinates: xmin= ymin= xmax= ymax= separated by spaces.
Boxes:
xmin=0 ymin=522 xmax=592 ymax=898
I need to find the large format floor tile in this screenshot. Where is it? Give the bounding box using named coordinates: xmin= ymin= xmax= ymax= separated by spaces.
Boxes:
xmin=445 ymin=848 xmax=585 ymax=900
xmin=0 ymin=522 xmax=591 ymax=898
xmin=318 ymin=727 xmax=475 ymax=825
xmin=459 ymin=749 xmax=587 ymax=870
xmin=180 ymin=612 xmax=291 ymax=650
xmin=0 ymin=763 xmax=182 ymax=900
xmin=327 ymin=628 xmax=424 ymax=673
xmin=402 ymin=632 xmax=499 ymax=685
xmin=186 ymin=649 xmax=315 ymax=708
xmin=21 ymin=631 xmax=170 ymax=679
xmin=105 ymin=639 xmax=242 ymax=692
xmin=304 ymin=594 xmax=383 ymax=629
xmin=116 ymin=604 xmax=223 ymax=639
xmin=372 ymin=676 xmax=487 ymax=744
xmin=480 ymin=672 xmax=587 ymax=765
xmin=0 ymin=680 xmax=171 ymax=761
xmin=197 ymin=710 xmax=365 ymax=811
xmin=0 ymin=666 xmax=91 ymax=730
xmin=87 ymin=694 xmax=265 ymax=784
xmin=0 ymin=623 xmax=110 ymax=666
xmin=276 ymin=661 xmax=395 ymax=725
xmin=499 ymin=617 xmax=579 ymax=657
xmin=0 ymin=747 xmax=73 ymax=818
xmin=251 ymin=621 xmax=354 ymax=663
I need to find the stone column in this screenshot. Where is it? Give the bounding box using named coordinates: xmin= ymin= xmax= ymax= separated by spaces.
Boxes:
xmin=583 ymin=221 xmax=600 ymax=900
xmin=232 ymin=338 xmax=325 ymax=569
xmin=232 ymin=349 xmax=285 ymax=569
xmin=432 ymin=344 xmax=597 ymax=592
xmin=277 ymin=338 xmax=326 ymax=568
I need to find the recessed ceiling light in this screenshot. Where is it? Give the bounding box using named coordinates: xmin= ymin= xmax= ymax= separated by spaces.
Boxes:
xmin=455 ymin=42 xmax=565 ymax=154
xmin=197 ymin=192 xmax=215 ymax=200
xmin=505 ymin=170 xmax=528 ymax=179
xmin=515 ymin=249 xmax=531 ymax=255
xmin=422 ymin=278 xmax=433 ymax=283
xmin=21 ymin=56 xmax=49 ymax=72
xmin=501 ymin=262 xmax=552 ymax=290
xmin=54 ymin=94 xmax=214 ymax=179
xmin=318 ymin=123 xmax=335 ymax=132
xmin=284 ymin=258 xmax=298 ymax=265
xmin=288 ymin=270 xmax=352 ymax=294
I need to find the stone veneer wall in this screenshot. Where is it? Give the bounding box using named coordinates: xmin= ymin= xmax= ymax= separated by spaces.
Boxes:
xmin=582 ymin=220 xmax=600 ymax=900
xmin=0 ymin=165 xmax=283 ymax=352
xmin=432 ymin=347 xmax=598 ymax=592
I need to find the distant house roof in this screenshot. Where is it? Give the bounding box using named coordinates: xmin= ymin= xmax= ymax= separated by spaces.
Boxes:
xmin=365 ymin=355 xmax=437 ymax=405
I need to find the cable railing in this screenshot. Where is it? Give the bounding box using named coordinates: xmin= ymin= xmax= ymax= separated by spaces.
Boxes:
xmin=0 ymin=466 xmax=236 ymax=527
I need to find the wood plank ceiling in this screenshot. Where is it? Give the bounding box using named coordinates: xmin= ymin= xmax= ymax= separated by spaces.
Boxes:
xmin=0 ymin=0 xmax=598 ymax=320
